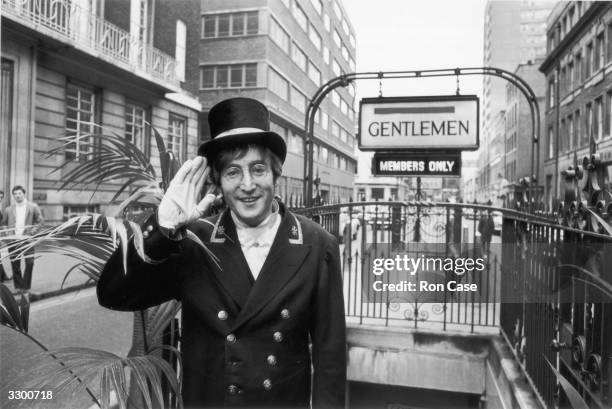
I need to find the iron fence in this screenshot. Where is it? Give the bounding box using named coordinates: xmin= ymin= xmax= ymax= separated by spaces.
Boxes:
xmin=295 ymin=201 xmax=501 ymax=333
xmin=294 ymin=198 xmax=611 ymax=409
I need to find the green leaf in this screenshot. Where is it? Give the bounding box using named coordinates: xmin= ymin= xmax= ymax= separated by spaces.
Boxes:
xmin=544 ymin=355 xmax=590 ymax=409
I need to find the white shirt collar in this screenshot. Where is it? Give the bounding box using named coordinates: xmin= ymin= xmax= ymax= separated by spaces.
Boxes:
xmin=231 ymin=200 xmax=280 ymax=248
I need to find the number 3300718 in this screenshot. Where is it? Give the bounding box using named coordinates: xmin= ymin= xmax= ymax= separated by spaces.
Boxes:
xmin=8 ymin=390 xmax=53 ymax=400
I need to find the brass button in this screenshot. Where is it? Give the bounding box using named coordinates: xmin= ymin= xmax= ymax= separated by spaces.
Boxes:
xmin=218 ymin=310 xmax=228 ymax=320
xmin=280 ymin=308 xmax=290 ymax=319
xmin=266 ymin=355 xmax=277 ymax=366
xmin=147 ymin=225 xmax=154 ymax=232
xmin=273 ymin=331 xmax=283 ymax=342
xmin=226 ymin=333 xmax=236 ymax=343
xmin=227 ymin=384 xmax=238 ymax=395
xmin=263 ymin=378 xmax=272 ymax=390
xmin=142 ymin=231 xmax=149 ymax=239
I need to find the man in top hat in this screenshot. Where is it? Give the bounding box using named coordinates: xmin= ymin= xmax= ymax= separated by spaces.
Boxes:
xmin=97 ymin=98 xmax=346 ymax=408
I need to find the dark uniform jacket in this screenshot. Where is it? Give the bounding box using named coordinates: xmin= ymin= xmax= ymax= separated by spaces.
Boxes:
xmin=97 ymin=202 xmax=346 ymax=409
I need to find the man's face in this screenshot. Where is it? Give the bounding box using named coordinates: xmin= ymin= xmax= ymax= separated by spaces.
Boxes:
xmin=13 ymin=190 xmax=25 ymax=204
xmin=219 ymin=147 xmax=275 ymax=227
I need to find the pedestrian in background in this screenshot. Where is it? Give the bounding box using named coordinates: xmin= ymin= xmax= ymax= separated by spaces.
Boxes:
xmin=0 ymin=190 xmax=9 ymax=283
xmin=1 ymin=186 xmax=44 ymax=291
xmin=477 ymin=210 xmax=494 ymax=256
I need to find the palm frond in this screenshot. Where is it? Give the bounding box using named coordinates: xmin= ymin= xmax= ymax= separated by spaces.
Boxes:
xmin=9 ymin=347 xmax=182 ymax=409
xmin=544 ymin=355 xmax=590 ymax=409
xmin=45 ymin=125 xmax=159 ymax=201
xmin=0 ymin=284 xmax=29 ymax=332
xmin=145 ymin=300 xmax=182 ymax=346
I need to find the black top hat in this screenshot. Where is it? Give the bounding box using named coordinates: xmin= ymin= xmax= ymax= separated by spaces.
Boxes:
xmin=198 ymin=98 xmax=287 ymax=163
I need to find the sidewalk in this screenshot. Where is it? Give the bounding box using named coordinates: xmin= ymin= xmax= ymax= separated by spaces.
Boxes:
xmin=1 ymin=250 xmax=93 ymax=301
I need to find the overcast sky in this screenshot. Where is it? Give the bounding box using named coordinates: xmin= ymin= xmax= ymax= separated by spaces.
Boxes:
xmin=342 ymin=0 xmax=487 ymax=100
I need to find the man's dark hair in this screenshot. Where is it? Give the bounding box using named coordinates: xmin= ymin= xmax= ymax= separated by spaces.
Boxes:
xmin=209 ymin=144 xmax=283 ymax=186
xmin=0 ymin=190 xmax=4 ymax=196
xmin=12 ymin=185 xmax=26 ymax=194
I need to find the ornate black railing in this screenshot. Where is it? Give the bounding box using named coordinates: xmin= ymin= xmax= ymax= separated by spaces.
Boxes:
xmin=295 ymin=190 xmax=611 ymax=408
xmin=295 ymin=201 xmax=502 ymax=332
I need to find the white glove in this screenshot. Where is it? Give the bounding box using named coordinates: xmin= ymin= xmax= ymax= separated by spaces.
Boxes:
xmin=158 ymin=156 xmax=216 ymax=231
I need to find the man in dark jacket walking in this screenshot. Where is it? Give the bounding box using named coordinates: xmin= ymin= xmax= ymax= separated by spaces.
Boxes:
xmin=477 ymin=211 xmax=495 ymax=256
xmin=97 ymin=98 xmax=346 ymax=408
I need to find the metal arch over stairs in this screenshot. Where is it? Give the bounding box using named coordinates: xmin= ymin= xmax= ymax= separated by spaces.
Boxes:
xmin=302 ymin=67 xmax=542 ymax=208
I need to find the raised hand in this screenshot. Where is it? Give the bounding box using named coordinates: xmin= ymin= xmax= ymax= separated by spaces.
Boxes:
xmin=158 ymin=157 xmax=216 ymax=231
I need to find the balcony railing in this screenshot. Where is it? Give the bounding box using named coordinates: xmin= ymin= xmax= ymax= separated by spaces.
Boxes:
xmin=1 ymin=0 xmax=179 ymax=89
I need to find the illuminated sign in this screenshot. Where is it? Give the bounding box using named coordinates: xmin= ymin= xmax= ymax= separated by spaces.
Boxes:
xmin=359 ymin=95 xmax=479 ymax=151
xmin=372 ymin=152 xmax=461 ymax=176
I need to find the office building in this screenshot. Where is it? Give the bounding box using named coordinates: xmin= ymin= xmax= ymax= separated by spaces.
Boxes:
xmin=198 ymin=0 xmax=358 ymax=204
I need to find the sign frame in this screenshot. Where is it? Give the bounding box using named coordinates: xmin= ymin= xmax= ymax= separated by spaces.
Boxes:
xmin=372 ymin=150 xmax=462 ymax=177
xmin=358 ymin=95 xmax=480 ymax=151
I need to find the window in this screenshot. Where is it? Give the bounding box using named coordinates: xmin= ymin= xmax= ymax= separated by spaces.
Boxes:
xmin=175 ymin=20 xmax=186 ymax=81
xmin=323 ymin=46 xmax=330 ymax=64
xmin=560 ymin=119 xmax=566 ymax=152
xmin=292 ymin=2 xmax=307 ymax=31
xmin=310 ymin=0 xmax=322 ymax=15
xmin=280 ymin=0 xmax=289 ymax=8
xmin=202 ymin=12 xmax=258 ymax=38
xmin=268 ymin=68 xmax=289 ymax=98
xmin=333 ymin=29 xmax=341 ymax=48
xmin=200 ymin=64 xmax=257 ymax=88
xmin=168 ymin=114 xmax=186 ymax=160
xmin=340 ymin=99 xmax=348 ymax=115
xmin=331 ymin=121 xmax=340 ymax=138
xmin=548 ymin=78 xmax=555 ymax=108
xmin=309 ymin=24 xmax=322 ymax=51
xmin=586 ymin=41 xmax=593 ymax=77
xmin=290 ymin=87 xmax=307 ymax=113
xmin=321 ymin=112 xmax=328 ymax=130
xmin=290 ymin=131 xmax=303 ymax=154
xmin=332 ymin=59 xmax=341 ymax=76
xmin=608 ymin=92 xmax=612 ymax=136
xmin=62 ymin=205 xmax=100 ymax=221
xmin=596 ymin=33 xmax=604 ymax=71
xmin=125 ymin=103 xmax=147 ymax=152
xmin=349 ymin=33 xmax=356 ymax=48
xmin=324 ymin=14 xmax=330 ymax=32
xmin=568 ymin=115 xmax=574 ymax=151
xmin=349 ymin=57 xmax=356 ymax=71
xmin=595 ymin=97 xmax=603 ymax=140
xmin=292 ymin=43 xmax=307 ymax=71
xmin=371 ymin=187 xmax=384 ymax=200
xmin=331 ymin=90 xmax=340 ymax=106
xmin=307 ymin=61 xmax=321 ymax=85
xmin=66 ymin=84 xmax=96 ymax=160
xmin=608 ymin=23 xmax=612 ymax=62
xmin=575 ymin=51 xmax=582 ymax=84
xmin=585 ymin=103 xmax=592 ymax=146
xmin=320 ymin=146 xmax=328 ymax=164
xmin=332 ymin=0 xmax=342 ymax=20
xmin=548 ymin=127 xmax=554 ymax=159
xmin=341 ymin=19 xmax=349 ymax=36
xmin=270 ymin=17 xmax=289 ymax=53
xmin=574 ymin=110 xmax=581 ymax=148
xmin=341 ymin=45 xmax=349 ymax=61
xmin=568 ymin=60 xmax=574 ymax=92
